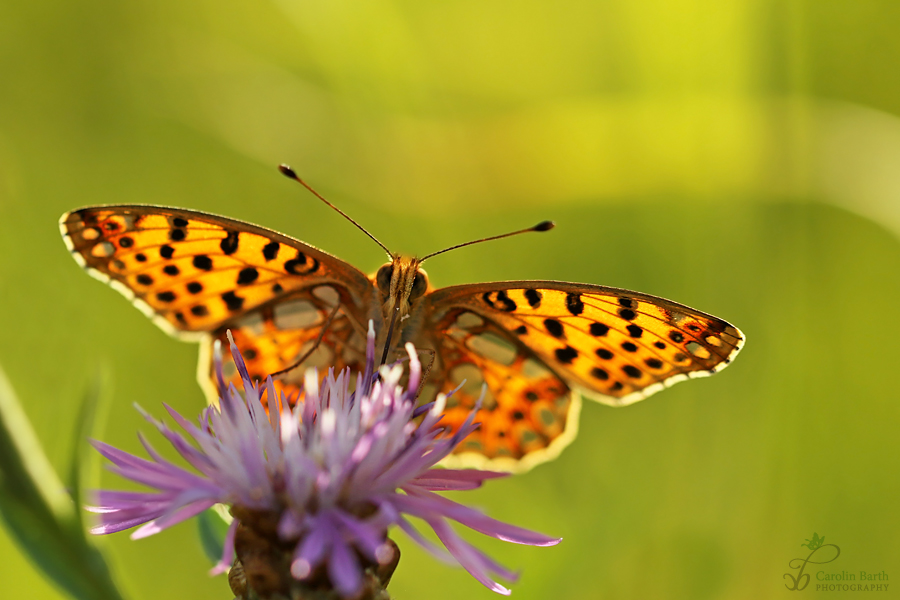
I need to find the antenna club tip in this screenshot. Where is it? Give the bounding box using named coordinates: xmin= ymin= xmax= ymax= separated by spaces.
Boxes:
xmin=533 ymin=220 xmax=555 ymax=232
xmin=278 ymin=164 xmax=298 ymax=179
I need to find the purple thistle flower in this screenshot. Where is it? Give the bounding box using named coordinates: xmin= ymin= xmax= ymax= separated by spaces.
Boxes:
xmin=88 ymin=323 xmax=561 ymax=598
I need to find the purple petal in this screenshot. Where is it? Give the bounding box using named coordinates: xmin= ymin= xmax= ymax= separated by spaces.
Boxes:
xmin=277 ymin=509 xmax=304 ymax=540
xmin=292 ymin=516 xmax=331 ymax=578
xmin=429 ymin=517 xmax=511 ymax=595
xmin=331 ymin=510 xmax=386 ymax=563
xmin=90 ymin=509 xmax=164 ymax=535
xmin=402 ymin=343 xmax=421 ymax=402
xmin=328 ymin=534 xmax=363 ymax=598
xmin=131 ymin=498 xmax=216 ymax=539
xmin=90 ymin=489 xmax=177 ymax=508
xmin=394 ymin=515 xmax=455 ymax=564
xmin=227 ymin=331 xmax=253 ymax=389
xmin=412 ymin=468 xmax=509 ymax=491
xmin=210 ymin=517 xmax=238 ymax=575
xmin=467 ymin=543 xmax=521 ymax=583
xmin=393 ymin=490 xmax=561 ymax=547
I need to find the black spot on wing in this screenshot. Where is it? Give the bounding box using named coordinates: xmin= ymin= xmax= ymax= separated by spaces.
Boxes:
xmin=193 ymin=255 xmax=213 ymax=271
xmin=157 ymin=291 xmax=176 ymax=303
xmin=160 ymin=245 xmax=175 ymax=259
xmin=118 ymin=236 xmax=134 ymax=248
xmin=595 ymin=348 xmax=613 ymax=360
xmin=555 ymin=346 xmax=578 ymax=364
xmin=626 ymin=324 xmax=643 ymax=338
xmin=565 ymin=293 xmax=584 ymax=315
xmin=524 ymin=288 xmax=542 ymax=308
xmin=618 ymin=308 xmax=636 ymax=320
xmin=237 ymin=267 xmax=259 ymax=285
xmin=285 ymin=251 xmax=319 ymax=275
xmin=187 ymin=281 xmax=203 ymax=294
xmin=263 ymin=241 xmax=280 ymax=261
xmin=136 ymin=274 xmax=153 ymax=286
xmin=222 ymin=291 xmax=244 ymax=311
xmin=543 ymin=318 xmax=564 ymax=338
xmin=622 ymin=365 xmax=642 ymax=379
xmin=590 ymin=367 xmax=609 ymax=380
xmin=163 ymin=265 xmax=179 ymax=276
xmin=669 ymin=331 xmax=684 ymax=343
xmin=169 ymin=229 xmax=186 ymax=242
xmin=221 ymin=231 xmax=240 ymax=255
xmin=621 ymin=342 xmax=638 ymax=353
xmin=589 ymin=322 xmax=609 ymax=337
xmin=482 ymin=291 xmax=517 ymax=312
xmin=190 ymin=305 xmax=209 ymax=317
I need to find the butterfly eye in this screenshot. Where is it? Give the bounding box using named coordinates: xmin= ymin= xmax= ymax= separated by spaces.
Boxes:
xmin=410 ymin=271 xmax=428 ymax=301
xmin=376 ymin=264 xmax=393 ymax=295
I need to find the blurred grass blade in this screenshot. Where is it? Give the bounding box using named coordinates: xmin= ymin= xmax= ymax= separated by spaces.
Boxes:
xmin=0 ymin=364 xmax=126 ymax=600
xmin=197 ymin=504 xmax=233 ymax=565
xmin=67 ymin=366 xmax=112 ymax=531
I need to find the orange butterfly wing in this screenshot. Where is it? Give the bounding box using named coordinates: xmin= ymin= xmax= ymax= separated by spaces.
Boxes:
xmin=60 ymin=205 xmax=376 ymax=402
xmin=419 ymin=282 xmax=744 ymax=471
xmin=61 ymin=205 xmax=745 ymax=473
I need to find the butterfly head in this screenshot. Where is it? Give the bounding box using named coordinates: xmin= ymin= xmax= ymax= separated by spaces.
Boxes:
xmin=375 ymin=255 xmax=429 ymax=320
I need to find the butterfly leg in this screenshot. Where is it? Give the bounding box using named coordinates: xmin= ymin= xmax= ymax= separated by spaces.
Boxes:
xmin=380 ymin=305 xmax=402 ymax=366
xmin=269 ymin=302 xmax=342 ymax=379
xmin=413 ymin=347 xmax=437 ymax=401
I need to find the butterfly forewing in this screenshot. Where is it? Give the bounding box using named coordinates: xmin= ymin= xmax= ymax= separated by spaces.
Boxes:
xmin=60 ymin=206 xmax=373 ymax=338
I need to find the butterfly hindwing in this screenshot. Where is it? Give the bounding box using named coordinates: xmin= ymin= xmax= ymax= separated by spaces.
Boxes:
xmin=199 ymin=285 xmax=371 ymax=407
xmin=419 ymin=307 xmax=581 ymax=472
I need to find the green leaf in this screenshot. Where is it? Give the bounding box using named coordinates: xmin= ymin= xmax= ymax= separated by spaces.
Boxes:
xmin=0 ymin=363 xmax=126 ymax=600
xmin=197 ymin=504 xmax=233 ymax=566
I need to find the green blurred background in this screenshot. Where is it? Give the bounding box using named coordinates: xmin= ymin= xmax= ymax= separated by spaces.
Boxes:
xmin=1 ymin=0 xmax=899 ymax=598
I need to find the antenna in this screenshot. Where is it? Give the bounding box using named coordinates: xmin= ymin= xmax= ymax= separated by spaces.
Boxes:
xmin=419 ymin=220 xmax=555 ymax=262
xmin=279 ymin=164 xmax=393 ymax=259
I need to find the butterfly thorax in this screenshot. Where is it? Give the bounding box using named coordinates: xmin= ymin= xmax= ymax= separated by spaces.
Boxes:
xmin=373 ymin=255 xmax=429 ymax=320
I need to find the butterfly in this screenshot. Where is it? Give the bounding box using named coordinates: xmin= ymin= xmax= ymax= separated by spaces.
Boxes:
xmin=60 ymin=166 xmax=744 ymax=472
